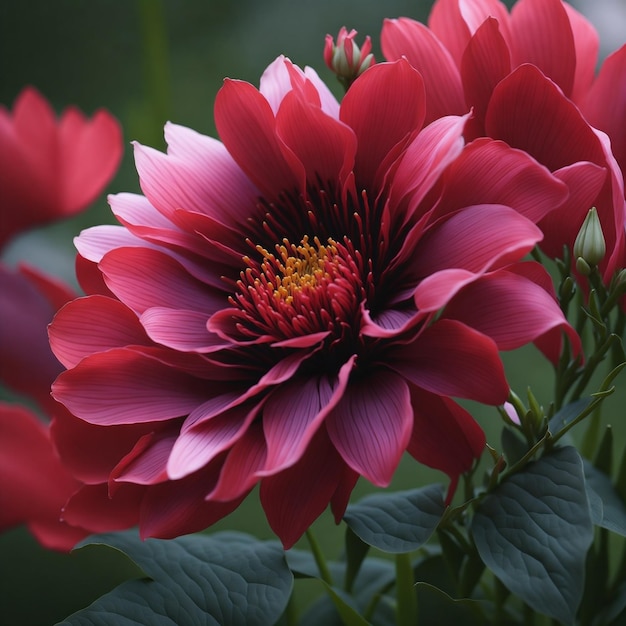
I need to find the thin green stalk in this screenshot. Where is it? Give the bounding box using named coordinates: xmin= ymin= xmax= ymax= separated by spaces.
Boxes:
xmin=305 ymin=529 xmax=333 ymax=586
xmin=395 ymin=552 xmax=417 ymax=626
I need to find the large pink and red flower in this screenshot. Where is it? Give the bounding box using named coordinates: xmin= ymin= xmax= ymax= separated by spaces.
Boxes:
xmin=50 ymin=57 xmax=579 ymax=548
xmin=0 ymin=87 xmax=122 ymax=250
xmin=382 ymin=0 xmax=626 ymax=284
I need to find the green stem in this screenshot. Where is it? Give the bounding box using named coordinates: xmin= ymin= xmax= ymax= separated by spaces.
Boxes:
xmin=395 ymin=552 xmax=417 ymax=626
xmin=305 ymin=529 xmax=333 ymax=586
xmin=137 ymin=0 xmax=171 ymax=145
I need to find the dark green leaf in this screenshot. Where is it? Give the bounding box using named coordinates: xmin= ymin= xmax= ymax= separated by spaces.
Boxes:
xmin=548 ymin=397 xmax=594 ymax=435
xmin=58 ymin=530 xmax=293 ymax=626
xmin=471 ymin=446 xmax=593 ymax=625
xmin=414 ymin=583 xmax=493 ymax=626
xmin=584 ymin=460 xmax=626 ymax=536
xmin=344 ymin=484 xmax=445 ymax=553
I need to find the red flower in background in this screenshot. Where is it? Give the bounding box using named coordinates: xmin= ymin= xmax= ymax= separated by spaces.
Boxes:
xmin=50 ymin=57 xmax=579 ymax=548
xmin=382 ymin=0 xmax=626 ymax=284
xmin=0 ymin=87 xmax=122 ymax=250
xmin=0 ymin=87 xmax=123 ymax=551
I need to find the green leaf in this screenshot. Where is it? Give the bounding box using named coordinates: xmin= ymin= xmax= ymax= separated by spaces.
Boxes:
xmin=583 ymin=460 xmax=626 ymax=536
xmin=471 ymin=446 xmax=593 ymax=625
xmin=59 ymin=530 xmax=293 ymax=626
xmin=548 ymin=397 xmax=594 ymax=434
xmin=414 ymin=583 xmax=492 ymax=625
xmin=501 ymin=427 xmax=527 ymax=466
xmin=344 ymin=484 xmax=445 ymax=553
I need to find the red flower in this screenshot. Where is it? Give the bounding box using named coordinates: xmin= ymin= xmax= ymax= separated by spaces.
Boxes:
xmin=382 ymin=0 xmax=626 ymax=284
xmin=50 ymin=57 xmax=579 ymax=548
xmin=0 ymin=403 xmax=86 ymax=551
xmin=0 ymin=87 xmax=123 ymax=250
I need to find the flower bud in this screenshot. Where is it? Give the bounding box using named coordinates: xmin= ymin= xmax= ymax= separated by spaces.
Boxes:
xmin=324 ymin=27 xmax=375 ymax=88
xmin=573 ymin=207 xmax=606 ymax=268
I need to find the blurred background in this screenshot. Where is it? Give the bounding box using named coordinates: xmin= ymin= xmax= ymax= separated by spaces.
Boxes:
xmin=1 ymin=1 xmax=625 ymax=623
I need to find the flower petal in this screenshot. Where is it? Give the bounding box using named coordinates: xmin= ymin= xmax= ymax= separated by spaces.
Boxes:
xmin=50 ymin=295 xmax=150 ymax=369
xmin=388 ymin=319 xmax=509 ymax=404
xmin=434 ymin=138 xmax=568 ymax=222
xmin=340 ymin=60 xmax=426 ymax=186
xmin=326 ymin=369 xmax=413 ymax=487
xmin=52 ymin=348 xmax=208 ymax=425
xmin=260 ymin=427 xmax=346 ymax=549
xmin=381 ymin=18 xmax=467 ymax=123
xmin=407 ymin=387 xmax=485 ymax=501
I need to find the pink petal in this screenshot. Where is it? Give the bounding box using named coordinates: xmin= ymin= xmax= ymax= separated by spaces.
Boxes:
xmin=167 ymin=403 xmax=257 ymax=479
xmin=276 ymin=90 xmax=356 ymax=187
xmin=260 ymin=427 xmax=346 ymax=549
xmin=485 ymin=64 xmax=605 ymax=171
xmin=412 ymin=204 xmax=542 ymax=277
xmin=140 ymin=307 xmax=225 ymax=352
xmin=442 ymin=265 xmax=581 ymax=362
xmin=259 ymin=358 xmax=354 ymax=475
xmin=52 ymin=348 xmax=208 ymax=425
xmin=303 ymin=66 xmax=340 ymax=119
xmin=582 ymin=45 xmax=626 ymax=181
xmin=460 ymin=18 xmax=511 ymax=136
xmin=388 ymin=319 xmax=509 ymax=404
xmin=340 ymin=60 xmax=426 ymax=187
xmin=214 ymin=78 xmax=304 ymax=199
xmin=381 ymin=18 xmax=467 ymax=123
xmin=563 ymin=3 xmax=599 ymax=103
xmin=390 ymin=114 xmax=468 ymax=219
xmin=75 ymin=224 xmax=148 ymax=263
xmin=326 ymin=370 xmax=413 ymax=487
xmin=431 ymin=0 xmax=513 ymax=60
xmin=100 ymin=246 xmax=224 ymax=315
xmin=111 ymin=430 xmax=178 ymax=487
xmin=407 ymin=387 xmax=485 ymax=500
xmin=50 ymin=295 xmax=150 ymax=369
xmin=434 ymin=138 xmax=568 ymax=223
xmin=509 ymin=0 xmax=576 ymax=97
xmin=208 ymin=422 xmax=267 ymax=501
xmin=329 ymin=465 xmax=360 ymax=523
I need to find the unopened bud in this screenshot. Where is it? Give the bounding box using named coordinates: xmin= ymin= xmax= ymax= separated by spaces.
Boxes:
xmin=573 ymin=207 xmax=606 ymax=268
xmin=324 ymin=27 xmax=375 ymax=88
xmin=576 ymin=256 xmax=592 ymax=276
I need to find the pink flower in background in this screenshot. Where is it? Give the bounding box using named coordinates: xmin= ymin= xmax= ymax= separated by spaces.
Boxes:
xmin=0 ymin=87 xmax=123 ymax=250
xmin=50 ymin=57 xmax=579 ymax=548
xmin=0 ymin=87 xmax=123 ymax=551
xmin=0 ymin=403 xmax=87 ymax=551
xmin=382 ymin=0 xmax=626 ymax=284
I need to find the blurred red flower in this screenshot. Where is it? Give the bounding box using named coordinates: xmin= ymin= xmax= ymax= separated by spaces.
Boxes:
xmin=50 ymin=57 xmax=579 ymax=548
xmin=0 ymin=86 xmax=123 ymax=250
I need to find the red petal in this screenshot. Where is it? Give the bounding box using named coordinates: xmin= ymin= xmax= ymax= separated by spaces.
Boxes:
xmin=509 ymin=0 xmax=576 ymax=97
xmin=340 ymin=60 xmax=426 ymax=187
xmin=214 ymin=78 xmax=304 ymax=199
xmin=326 ymin=370 xmax=413 ymax=487
xmin=49 ymin=295 xmax=150 ymax=369
xmin=407 ymin=387 xmax=485 ymax=499
xmin=563 ymin=3 xmax=599 ymax=103
xmin=260 ymin=428 xmax=346 ymax=549
xmin=434 ymin=138 xmax=568 ymax=223
xmin=381 ymin=18 xmax=467 ymax=123
xmin=442 ymin=265 xmax=581 ymax=362
xmin=388 ymin=319 xmax=509 ymax=404
xmin=52 ymin=348 xmax=208 ymax=425
xmin=0 ymin=403 xmax=85 ymax=551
